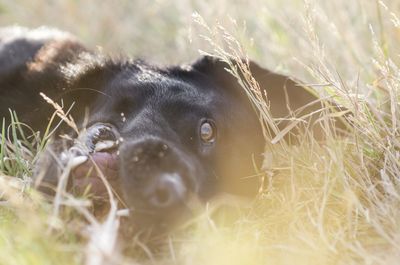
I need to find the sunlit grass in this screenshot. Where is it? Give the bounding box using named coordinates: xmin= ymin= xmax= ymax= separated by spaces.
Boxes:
xmin=1 ymin=0 xmax=400 ymax=264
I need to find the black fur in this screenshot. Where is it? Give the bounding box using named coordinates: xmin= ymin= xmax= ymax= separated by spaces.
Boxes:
xmin=0 ymin=26 xmax=326 ymax=226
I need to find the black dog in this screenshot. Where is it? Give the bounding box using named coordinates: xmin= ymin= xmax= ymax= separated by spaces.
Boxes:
xmin=0 ymin=27 xmax=326 ymax=226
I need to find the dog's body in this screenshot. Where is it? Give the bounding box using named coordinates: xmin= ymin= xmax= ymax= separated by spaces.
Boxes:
xmin=0 ymin=27 xmax=326 ymax=226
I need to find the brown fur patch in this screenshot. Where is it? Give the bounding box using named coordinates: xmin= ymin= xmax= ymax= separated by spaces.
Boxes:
xmin=27 ymin=39 xmax=88 ymax=73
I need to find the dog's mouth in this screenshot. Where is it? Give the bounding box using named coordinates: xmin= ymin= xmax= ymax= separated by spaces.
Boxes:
xmin=70 ymin=123 xmax=121 ymax=198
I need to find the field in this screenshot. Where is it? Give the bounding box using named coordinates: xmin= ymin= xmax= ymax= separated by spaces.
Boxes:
xmin=1 ymin=0 xmax=400 ymax=264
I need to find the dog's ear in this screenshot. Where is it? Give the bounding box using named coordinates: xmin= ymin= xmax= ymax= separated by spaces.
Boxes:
xmin=191 ymin=55 xmax=320 ymax=122
xmin=0 ymin=28 xmax=94 ymax=132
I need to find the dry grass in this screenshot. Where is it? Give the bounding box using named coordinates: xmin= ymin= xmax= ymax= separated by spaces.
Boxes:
xmin=1 ymin=0 xmax=400 ymax=264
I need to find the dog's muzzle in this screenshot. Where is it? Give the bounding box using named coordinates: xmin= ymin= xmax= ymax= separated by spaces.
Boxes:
xmin=119 ymin=137 xmax=195 ymax=213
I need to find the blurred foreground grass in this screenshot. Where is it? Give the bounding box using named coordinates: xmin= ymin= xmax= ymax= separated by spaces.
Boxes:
xmin=1 ymin=0 xmax=400 ymax=265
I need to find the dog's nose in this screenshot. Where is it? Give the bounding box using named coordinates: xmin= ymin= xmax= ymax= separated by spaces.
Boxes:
xmin=148 ymin=173 xmax=187 ymax=208
xmin=124 ymin=138 xmax=169 ymax=163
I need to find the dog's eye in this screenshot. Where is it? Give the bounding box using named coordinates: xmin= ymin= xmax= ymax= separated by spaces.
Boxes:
xmin=200 ymin=120 xmax=216 ymax=144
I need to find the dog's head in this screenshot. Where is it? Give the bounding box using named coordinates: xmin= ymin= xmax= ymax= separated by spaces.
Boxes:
xmin=36 ymin=51 xmax=314 ymax=227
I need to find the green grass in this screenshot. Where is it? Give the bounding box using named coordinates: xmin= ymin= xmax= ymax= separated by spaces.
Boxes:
xmin=0 ymin=110 xmax=83 ymax=265
xmin=1 ymin=0 xmax=400 ymax=264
